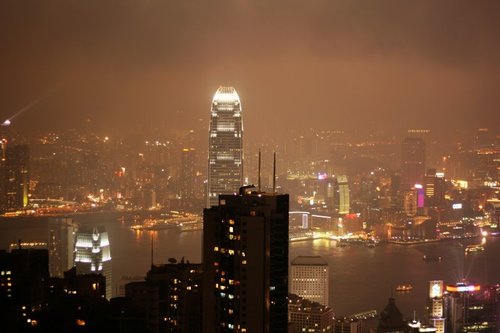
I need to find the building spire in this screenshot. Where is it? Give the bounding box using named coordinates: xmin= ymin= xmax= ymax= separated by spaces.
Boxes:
xmin=272 ymin=152 xmax=276 ymax=193
xmin=151 ymin=233 xmax=154 ymax=269
xmin=258 ymin=149 xmax=261 ymax=191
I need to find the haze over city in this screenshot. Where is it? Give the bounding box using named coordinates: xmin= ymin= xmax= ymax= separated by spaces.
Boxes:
xmin=1 ymin=0 xmax=500 ymax=138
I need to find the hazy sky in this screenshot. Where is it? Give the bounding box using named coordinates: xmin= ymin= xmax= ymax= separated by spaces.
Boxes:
xmin=1 ymin=0 xmax=499 ymax=138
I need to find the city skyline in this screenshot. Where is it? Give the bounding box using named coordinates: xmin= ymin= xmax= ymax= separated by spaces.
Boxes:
xmin=0 ymin=1 xmax=499 ymax=332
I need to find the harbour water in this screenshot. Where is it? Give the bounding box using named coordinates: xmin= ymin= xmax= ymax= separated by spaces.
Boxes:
xmin=1 ymin=211 xmax=499 ymax=321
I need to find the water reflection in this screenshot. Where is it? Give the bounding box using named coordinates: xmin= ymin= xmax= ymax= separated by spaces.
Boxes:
xmin=1 ymin=212 xmax=498 ymax=321
xmin=290 ymin=236 xmax=500 ymax=318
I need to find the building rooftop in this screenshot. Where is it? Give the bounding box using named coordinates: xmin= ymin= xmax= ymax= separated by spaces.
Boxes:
xmin=291 ymin=255 xmax=328 ymax=266
xmin=212 ymin=86 xmax=240 ymax=104
xmin=288 ymin=294 xmax=332 ymax=314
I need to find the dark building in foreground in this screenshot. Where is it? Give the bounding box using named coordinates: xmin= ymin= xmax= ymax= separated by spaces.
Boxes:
xmin=0 ymin=248 xmax=49 ymax=332
xmin=125 ymin=260 xmax=203 ymax=333
xmin=377 ymin=297 xmax=409 ymax=333
xmin=146 ymin=261 xmax=203 ymax=333
xmin=203 ymin=186 xmax=289 ymax=333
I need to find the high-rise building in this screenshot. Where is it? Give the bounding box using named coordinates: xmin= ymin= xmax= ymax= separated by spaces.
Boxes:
xmin=0 ymin=144 xmax=29 ymax=211
xmin=203 ymin=186 xmax=289 ymax=333
xmin=428 ymin=280 xmax=445 ymax=333
xmin=207 ymin=86 xmax=244 ymax=208
xmin=443 ymin=282 xmax=497 ymax=333
xmin=288 ymin=294 xmax=334 ymax=333
xmin=126 ymin=281 xmax=160 ymax=333
xmin=48 ymin=217 xmax=75 ymax=278
xmin=74 ymin=226 xmax=112 ymax=299
xmin=335 ymin=316 xmax=363 ymax=333
xmin=337 ymin=175 xmax=350 ymax=215
xmin=125 ymin=260 xmax=203 ymax=333
xmin=290 ymin=256 xmax=329 ymax=307
xmin=180 ymin=147 xmax=197 ymax=209
xmin=424 ymin=170 xmax=446 ymax=209
xmin=146 ymin=261 xmax=203 ymax=333
xmin=0 ymin=248 xmax=49 ymax=332
xmin=403 ymin=189 xmax=418 ymax=216
xmin=401 ymin=138 xmax=426 ymax=190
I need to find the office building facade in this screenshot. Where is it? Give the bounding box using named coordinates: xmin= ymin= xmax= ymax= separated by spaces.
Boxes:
xmin=207 ymin=86 xmax=244 ymax=208
xmin=180 ymin=147 xmax=197 ymax=209
xmin=428 ymin=280 xmax=445 ymax=333
xmin=48 ymin=217 xmax=75 ymax=278
xmin=288 ymin=294 xmax=334 ymax=333
xmin=203 ymin=186 xmax=289 ymax=333
xmin=0 ymin=144 xmax=29 ymax=212
xmin=290 ymin=255 xmax=329 ymax=307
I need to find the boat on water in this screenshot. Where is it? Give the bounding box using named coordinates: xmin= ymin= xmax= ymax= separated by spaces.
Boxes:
xmin=336 ymin=240 xmax=348 ymax=247
xmin=130 ymin=213 xmax=202 ymax=231
xmin=395 ymin=284 xmax=413 ymax=292
xmin=465 ymin=244 xmax=485 ymax=253
xmin=423 ymin=255 xmax=442 ymax=262
xmin=178 ymin=220 xmax=203 ymax=233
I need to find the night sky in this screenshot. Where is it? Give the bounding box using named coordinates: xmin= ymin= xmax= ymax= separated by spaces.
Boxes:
xmin=1 ymin=0 xmax=499 ymax=138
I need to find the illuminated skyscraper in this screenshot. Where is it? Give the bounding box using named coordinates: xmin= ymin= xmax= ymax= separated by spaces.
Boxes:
xmin=337 ymin=175 xmax=350 ymax=215
xmin=203 ymin=186 xmax=289 ymax=333
xmin=207 ymin=86 xmax=243 ymax=208
xmin=0 ymin=144 xmax=29 ymax=212
xmin=74 ymin=226 xmax=112 ymax=299
xmin=424 ymin=169 xmax=446 ymax=209
xmin=428 ymin=280 xmax=445 ymax=333
xmin=290 ymin=255 xmax=329 ymax=307
xmin=443 ymin=282 xmax=497 ymax=333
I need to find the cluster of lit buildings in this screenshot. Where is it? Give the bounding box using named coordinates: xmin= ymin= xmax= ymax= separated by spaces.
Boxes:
xmin=373 ymin=279 xmax=499 ymax=333
xmin=1 ymin=86 xmax=498 ymax=332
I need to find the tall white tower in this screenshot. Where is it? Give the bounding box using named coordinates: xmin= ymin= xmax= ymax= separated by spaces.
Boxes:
xmin=74 ymin=226 xmax=112 ymax=299
xmin=207 ymin=86 xmax=243 ymax=208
